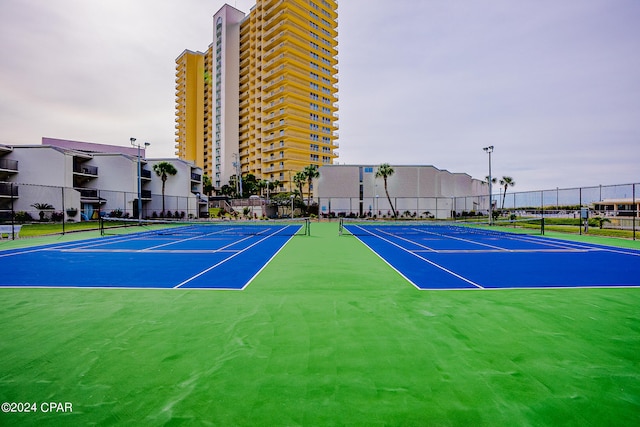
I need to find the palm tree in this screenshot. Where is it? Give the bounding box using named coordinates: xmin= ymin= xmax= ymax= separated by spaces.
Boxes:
xmin=256 ymin=180 xmax=268 ymax=198
xmin=31 ymin=202 xmax=54 ymax=221
xmin=303 ymin=164 xmax=319 ymax=207
xmin=376 ymin=163 xmax=397 ymax=219
xmin=484 ymin=176 xmax=497 ymax=185
xmin=153 ymin=161 xmax=178 ymax=216
xmin=499 ymin=176 xmax=515 ymax=210
xmin=202 ymin=175 xmax=213 ymax=196
xmin=293 ymin=171 xmax=306 ymax=204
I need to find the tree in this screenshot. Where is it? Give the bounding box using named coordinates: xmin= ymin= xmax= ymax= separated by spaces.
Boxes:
xmin=242 ymin=174 xmax=259 ymax=196
xmin=256 ymin=180 xmax=268 ymax=198
xmin=499 ymin=176 xmax=516 ymax=210
xmin=484 ymin=175 xmax=497 ymax=185
xmin=202 ymin=175 xmax=214 ymax=196
xmin=153 ymin=161 xmax=177 ymax=216
xmin=219 ymin=184 xmax=235 ymax=197
xmin=31 ymin=202 xmax=54 ymax=221
xmin=293 ymin=171 xmax=305 ymax=203
xmin=376 ymin=163 xmax=397 ymax=219
xmin=303 ymin=164 xmax=319 ymax=207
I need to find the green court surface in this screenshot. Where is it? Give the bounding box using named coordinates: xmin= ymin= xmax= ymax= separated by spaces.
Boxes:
xmin=1 ymin=222 xmax=639 ymax=425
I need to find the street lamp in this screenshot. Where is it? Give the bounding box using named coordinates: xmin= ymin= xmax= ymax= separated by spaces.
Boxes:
xmin=290 ymin=194 xmax=295 ymax=218
xmin=483 ymin=145 xmax=494 ymax=224
xmin=131 ymin=138 xmax=150 ymax=221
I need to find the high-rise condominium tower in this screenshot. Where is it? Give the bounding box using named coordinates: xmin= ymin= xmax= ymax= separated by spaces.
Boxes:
xmin=175 ymin=0 xmax=339 ymax=193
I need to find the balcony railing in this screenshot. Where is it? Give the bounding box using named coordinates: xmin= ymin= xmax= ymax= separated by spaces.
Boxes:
xmin=77 ymin=188 xmax=99 ymax=199
xmin=191 ymin=172 xmax=202 ymax=181
xmin=141 ymin=169 xmax=152 ymax=179
xmin=0 ymin=183 xmax=18 ymax=197
xmin=0 ymin=159 xmax=18 ymax=171
xmin=73 ymin=164 xmax=98 ymax=175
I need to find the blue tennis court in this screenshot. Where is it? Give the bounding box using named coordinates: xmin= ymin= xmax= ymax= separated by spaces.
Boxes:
xmin=342 ymin=222 xmax=640 ymax=290
xmin=0 ymin=221 xmax=305 ymax=290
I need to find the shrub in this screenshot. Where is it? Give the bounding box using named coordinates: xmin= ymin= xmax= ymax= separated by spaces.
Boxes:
xmin=14 ymin=211 xmax=33 ymax=223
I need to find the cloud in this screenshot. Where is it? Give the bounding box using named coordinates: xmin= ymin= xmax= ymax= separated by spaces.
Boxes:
xmin=0 ymin=0 xmax=638 ymax=191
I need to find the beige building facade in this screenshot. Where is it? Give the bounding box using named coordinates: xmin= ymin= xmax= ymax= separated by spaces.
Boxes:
xmin=315 ymin=165 xmax=489 ymax=219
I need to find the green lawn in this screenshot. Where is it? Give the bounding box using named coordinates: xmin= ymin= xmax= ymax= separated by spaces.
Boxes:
xmin=0 ymin=223 xmax=639 ymax=426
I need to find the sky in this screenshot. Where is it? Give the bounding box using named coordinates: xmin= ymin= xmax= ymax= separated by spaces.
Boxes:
xmin=0 ymin=0 xmax=638 ymax=192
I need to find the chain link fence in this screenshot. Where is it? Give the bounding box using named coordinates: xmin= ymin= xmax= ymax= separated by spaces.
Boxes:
xmin=318 ymin=182 xmax=638 ymax=239
xmin=0 ymin=182 xmax=203 ymax=239
xmin=1 ymin=181 xmax=637 ymax=240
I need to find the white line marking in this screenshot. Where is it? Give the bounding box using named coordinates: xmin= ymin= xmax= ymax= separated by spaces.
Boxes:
xmin=173 ymin=225 xmax=293 ymax=289
xmin=352 ymin=225 xmax=484 ymax=289
xmin=240 ymin=232 xmax=298 ymax=290
xmin=140 ymin=226 xmax=261 ymax=250
xmin=59 ymin=249 xmax=240 ymax=254
xmin=412 ymin=248 xmax=594 ymax=254
xmin=373 ymin=228 xmax=437 ymax=252
xmin=0 ymin=232 xmax=149 ymax=258
xmin=411 ymin=227 xmax=509 ymax=251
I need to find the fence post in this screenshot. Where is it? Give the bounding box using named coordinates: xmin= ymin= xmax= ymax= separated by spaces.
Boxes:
xmin=541 ymin=191 xmax=544 ymax=226
xmin=579 ymin=187 xmax=582 ymax=235
xmin=61 ymin=187 xmax=65 ymax=235
xmin=10 ymin=183 xmax=16 ymax=240
xmin=634 ymin=183 xmax=637 ymax=241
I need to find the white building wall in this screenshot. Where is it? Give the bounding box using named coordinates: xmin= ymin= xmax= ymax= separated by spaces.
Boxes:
xmin=214 ymin=5 xmax=245 ymax=189
xmin=146 ymin=159 xmax=202 ymax=217
xmin=91 ymin=154 xmax=138 ymax=192
xmin=316 ymin=165 xmax=487 ymax=219
xmin=10 ymin=146 xmax=71 ymax=187
xmin=1 ymin=142 xmax=205 ymax=221
xmin=6 ymin=146 xmax=76 ymax=218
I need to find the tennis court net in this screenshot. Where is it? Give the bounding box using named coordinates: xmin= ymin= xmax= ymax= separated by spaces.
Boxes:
xmin=339 ymin=217 xmax=544 ymax=237
xmin=100 ymin=217 xmax=310 ymax=237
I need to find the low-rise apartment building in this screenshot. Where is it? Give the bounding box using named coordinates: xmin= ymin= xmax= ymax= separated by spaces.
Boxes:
xmin=315 ymin=164 xmax=488 ymax=219
xmin=0 ymin=138 xmax=205 ymax=222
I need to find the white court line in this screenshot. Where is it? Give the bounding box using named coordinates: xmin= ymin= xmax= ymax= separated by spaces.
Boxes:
xmin=240 ymin=232 xmax=298 ymax=290
xmin=173 ymin=225 xmax=294 ymax=289
xmin=0 ymin=232 xmax=151 ymax=258
xmin=374 ymin=228 xmax=438 ymax=252
xmin=58 ymin=249 xmax=239 ymax=254
xmin=413 ymin=248 xmax=593 ymax=254
xmin=352 ymin=225 xmax=484 ymax=289
xmin=141 ymin=230 xmax=256 ymax=251
xmin=412 ymin=227 xmax=510 ymax=251
xmin=140 ymin=226 xmax=259 ymax=251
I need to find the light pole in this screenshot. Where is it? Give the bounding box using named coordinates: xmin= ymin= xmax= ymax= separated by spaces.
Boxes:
xmin=131 ymin=138 xmax=150 ymax=221
xmin=483 ymin=145 xmax=494 ymax=224
xmin=232 ymin=153 xmax=243 ymax=197
xmin=290 ymin=194 xmax=295 ymax=218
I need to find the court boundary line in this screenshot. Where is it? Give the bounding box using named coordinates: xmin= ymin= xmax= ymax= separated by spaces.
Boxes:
xmin=351 ymin=225 xmax=484 ymax=290
xmin=346 ymin=224 xmax=640 ymax=291
xmin=412 ymin=248 xmax=596 ymax=254
xmin=0 ymin=224 xmax=302 ymax=291
xmin=240 ymin=232 xmax=298 ymax=290
xmin=173 ymin=225 xmax=296 ymax=289
xmin=0 ymin=232 xmax=155 ymax=258
xmin=411 ymin=227 xmax=510 ymax=251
